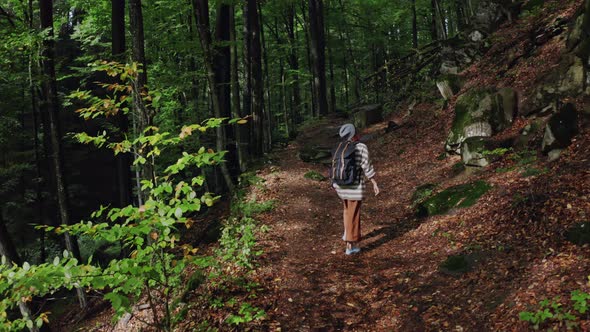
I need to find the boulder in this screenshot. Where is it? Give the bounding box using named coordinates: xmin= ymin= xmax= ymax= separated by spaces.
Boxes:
xmin=521 ymin=56 xmax=585 ymax=116
xmin=514 ymin=119 xmax=543 ymax=150
xmin=461 ymin=137 xmax=493 ymax=167
xmin=558 ymin=57 xmax=585 ymax=95
xmin=298 ymin=145 xmax=332 ymax=164
xmin=495 ymin=88 xmax=517 ymax=129
xmin=415 ymin=180 xmax=492 ymax=217
xmin=436 ymin=74 xmax=464 ymax=100
xmin=446 ymin=88 xmax=513 ymax=154
xmin=541 ymin=103 xmax=579 ymax=153
xmin=352 ymin=104 xmax=383 ymax=129
xmin=547 ymin=149 xmax=563 ymax=162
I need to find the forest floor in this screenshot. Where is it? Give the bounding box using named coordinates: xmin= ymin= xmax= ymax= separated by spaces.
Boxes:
xmin=244 ymin=102 xmax=590 ymax=331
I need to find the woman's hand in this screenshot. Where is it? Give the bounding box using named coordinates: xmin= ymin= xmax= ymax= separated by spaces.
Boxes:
xmin=370 ymin=178 xmax=380 ymax=196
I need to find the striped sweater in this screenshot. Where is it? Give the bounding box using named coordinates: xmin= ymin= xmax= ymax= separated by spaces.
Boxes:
xmin=332 ymin=142 xmax=376 ymax=201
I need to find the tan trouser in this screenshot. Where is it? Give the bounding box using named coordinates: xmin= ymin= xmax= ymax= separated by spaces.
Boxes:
xmin=342 ymin=200 xmax=362 ymax=242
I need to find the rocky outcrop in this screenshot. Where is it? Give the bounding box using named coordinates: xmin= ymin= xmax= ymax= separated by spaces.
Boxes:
xmin=542 ymin=103 xmax=579 ymax=158
xmin=436 ymin=74 xmax=464 ymax=100
xmin=437 ymin=0 xmax=520 ymax=75
xmin=461 ymin=137 xmax=494 ymax=167
xmin=446 ymin=88 xmax=517 ymax=154
xmin=522 ymin=55 xmax=586 ymax=116
xmin=298 ymin=145 xmax=332 ymax=164
xmin=352 ymin=104 xmax=383 ymax=129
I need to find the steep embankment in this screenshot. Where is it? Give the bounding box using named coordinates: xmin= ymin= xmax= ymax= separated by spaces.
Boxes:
xmin=246 ymin=1 xmax=590 ymax=330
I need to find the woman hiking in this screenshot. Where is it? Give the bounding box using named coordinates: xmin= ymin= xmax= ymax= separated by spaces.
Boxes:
xmin=331 ymin=123 xmax=380 ymax=255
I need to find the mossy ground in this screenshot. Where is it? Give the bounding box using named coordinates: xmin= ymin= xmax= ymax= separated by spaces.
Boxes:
xmin=416 ymin=180 xmax=492 ymax=217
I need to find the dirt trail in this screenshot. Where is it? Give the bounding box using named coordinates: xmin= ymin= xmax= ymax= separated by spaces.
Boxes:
xmin=249 ymin=112 xmax=456 ymax=331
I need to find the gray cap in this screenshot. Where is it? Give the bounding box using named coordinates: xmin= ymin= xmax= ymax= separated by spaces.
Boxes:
xmin=339 ymin=123 xmax=356 ymax=141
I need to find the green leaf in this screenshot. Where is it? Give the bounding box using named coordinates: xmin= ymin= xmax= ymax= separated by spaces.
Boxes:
xmin=174 ymin=208 xmax=182 ymax=219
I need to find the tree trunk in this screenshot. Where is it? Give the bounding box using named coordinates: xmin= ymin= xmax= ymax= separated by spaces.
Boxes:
xmin=40 ymin=0 xmax=87 ymax=309
xmin=308 ymin=0 xmax=328 ymax=116
xmin=258 ymin=2 xmax=272 ymax=152
xmin=325 ymin=2 xmax=336 ymax=113
xmin=230 ymin=6 xmax=248 ymax=172
xmin=431 ymin=0 xmax=438 ymax=41
xmin=128 ymin=0 xmax=156 ymax=205
xmin=285 ymin=3 xmax=302 ymax=126
xmin=244 ymin=0 xmax=264 ymax=157
xmin=434 ymin=0 xmax=448 ymax=39
xmin=112 ymin=0 xmax=133 ymax=208
xmin=412 ymin=0 xmax=418 ymax=48
xmin=300 ymin=0 xmax=315 ymax=118
xmin=337 ymin=0 xmax=360 ymax=104
xmin=193 ymin=0 xmax=235 ymax=193
xmin=455 ymin=0 xmax=466 ymax=31
xmin=0 ymin=211 xmax=21 ymax=265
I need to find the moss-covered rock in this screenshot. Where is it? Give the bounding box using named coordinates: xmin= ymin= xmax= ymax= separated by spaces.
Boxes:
xmin=566 ymin=222 xmax=590 ymax=246
xmin=542 ymin=103 xmax=579 ymax=153
xmin=298 ymin=145 xmax=332 ymax=164
xmin=495 ymin=88 xmax=517 ymax=130
xmin=416 ymin=180 xmax=492 ymax=217
xmin=462 ymin=137 xmax=493 ymax=167
xmin=352 ymin=104 xmax=383 ymax=129
xmin=411 ymin=183 xmax=438 ymax=206
xmin=558 ymin=57 xmax=585 ymax=95
xmin=446 ymin=88 xmax=503 ymax=154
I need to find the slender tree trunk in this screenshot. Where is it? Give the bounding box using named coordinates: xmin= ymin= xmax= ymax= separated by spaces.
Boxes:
xmin=300 ymin=1 xmax=315 ymax=118
xmin=431 ymin=0 xmax=438 ymax=41
xmin=338 ymin=0 xmax=360 ymax=103
xmin=230 ymin=6 xmax=248 ymax=172
xmin=455 ymin=0 xmax=466 ymax=31
xmin=434 ymin=0 xmax=447 ymax=39
xmin=242 ymin=1 xmax=253 ymax=153
xmin=112 ymin=0 xmax=132 ymax=207
xmin=0 ymin=212 xmax=21 ymax=265
xmin=412 ymin=0 xmax=418 ymax=48
xmin=193 ymin=0 xmax=235 ymax=193
xmin=285 ymin=4 xmax=302 ymax=126
xmin=308 ymin=0 xmax=328 ymax=116
xmin=244 ymin=0 xmax=264 ymax=157
xmin=258 ymin=2 xmax=272 ymax=152
xmin=325 ymin=2 xmax=336 ymax=113
xmin=40 ymin=0 xmax=86 ymax=309
xmin=128 ymin=0 xmax=156 ymax=204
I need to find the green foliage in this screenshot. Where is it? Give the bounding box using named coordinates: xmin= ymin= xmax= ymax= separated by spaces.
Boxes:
xmin=304 ymin=170 xmax=327 ymax=181
xmin=482 ymin=147 xmax=511 ymax=157
xmin=494 ymin=149 xmax=546 ymax=178
xmin=225 ymin=302 xmax=266 ymax=325
xmin=0 ymin=62 xmax=236 ymax=331
xmin=520 ymin=290 xmax=590 ymax=330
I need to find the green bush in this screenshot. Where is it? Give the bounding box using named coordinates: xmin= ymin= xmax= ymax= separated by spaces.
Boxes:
xmin=304 ymin=170 xmax=327 ymax=181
